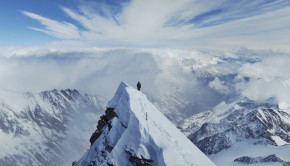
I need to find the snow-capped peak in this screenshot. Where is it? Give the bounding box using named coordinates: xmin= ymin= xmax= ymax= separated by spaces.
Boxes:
xmin=0 ymin=88 xmax=106 ymax=166
xmin=76 ymin=82 xmax=215 ymax=166
xmin=181 ymin=97 xmax=290 ymax=165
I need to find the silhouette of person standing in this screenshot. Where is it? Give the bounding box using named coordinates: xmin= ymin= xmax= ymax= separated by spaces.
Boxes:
xmin=137 ymin=81 xmax=141 ymax=91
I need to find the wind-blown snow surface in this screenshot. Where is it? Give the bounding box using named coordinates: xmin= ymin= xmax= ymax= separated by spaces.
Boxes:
xmin=0 ymin=88 xmax=106 ymax=166
xmin=76 ymin=82 xmax=215 ymax=166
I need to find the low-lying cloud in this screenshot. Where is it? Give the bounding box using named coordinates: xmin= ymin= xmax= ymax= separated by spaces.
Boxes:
xmin=1 ymin=48 xmax=290 ymax=112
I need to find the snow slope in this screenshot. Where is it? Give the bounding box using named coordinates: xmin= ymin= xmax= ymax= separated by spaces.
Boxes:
xmin=76 ymin=82 xmax=215 ymax=166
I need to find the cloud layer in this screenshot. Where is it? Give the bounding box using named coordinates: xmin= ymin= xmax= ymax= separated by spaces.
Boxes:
xmin=1 ymin=48 xmax=290 ymax=111
xmin=21 ymin=0 xmax=290 ymax=49
xmin=22 ymin=11 xmax=81 ymax=39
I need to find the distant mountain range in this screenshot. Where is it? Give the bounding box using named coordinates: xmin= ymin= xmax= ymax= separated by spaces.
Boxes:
xmin=182 ymin=97 xmax=290 ymax=165
xmin=0 ymin=88 xmax=106 ymax=166
xmin=1 ymin=84 xmax=290 ymax=166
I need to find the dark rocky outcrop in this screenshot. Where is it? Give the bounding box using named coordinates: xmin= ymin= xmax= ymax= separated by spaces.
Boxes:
xmin=125 ymin=148 xmax=153 ymax=166
xmin=90 ymin=107 xmax=117 ymax=146
xmin=72 ymin=161 xmax=77 ymax=166
xmin=234 ymin=154 xmax=290 ymax=166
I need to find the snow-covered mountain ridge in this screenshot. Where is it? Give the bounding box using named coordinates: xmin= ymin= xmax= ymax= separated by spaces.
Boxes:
xmin=76 ymin=82 xmax=215 ymax=166
xmin=0 ymin=88 xmax=106 ymax=166
xmin=182 ymin=97 xmax=290 ymax=165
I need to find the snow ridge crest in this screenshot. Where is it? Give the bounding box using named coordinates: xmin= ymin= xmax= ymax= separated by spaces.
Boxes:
xmin=76 ymin=82 xmax=215 ymax=166
xmin=107 ymin=81 xmax=129 ymax=109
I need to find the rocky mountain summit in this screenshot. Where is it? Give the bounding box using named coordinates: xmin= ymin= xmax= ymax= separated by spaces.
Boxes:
xmin=75 ymin=82 xmax=215 ymax=166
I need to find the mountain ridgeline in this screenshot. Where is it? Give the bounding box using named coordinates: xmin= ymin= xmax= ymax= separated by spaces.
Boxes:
xmin=75 ymin=82 xmax=215 ymax=166
xmin=182 ymin=97 xmax=290 ymax=165
xmin=2 ymin=82 xmax=290 ymax=166
xmin=0 ymin=89 xmax=105 ymax=166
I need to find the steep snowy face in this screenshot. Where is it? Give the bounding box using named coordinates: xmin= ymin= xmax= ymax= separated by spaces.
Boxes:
xmin=76 ymin=82 xmax=215 ymax=166
xmin=0 ymin=89 xmax=106 ymax=166
xmin=182 ymin=98 xmax=290 ymax=165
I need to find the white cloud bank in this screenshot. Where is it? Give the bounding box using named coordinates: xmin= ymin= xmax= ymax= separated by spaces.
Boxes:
xmin=1 ymin=48 xmax=290 ymax=109
xmin=236 ymin=54 xmax=290 ymax=107
xmin=209 ymin=77 xmax=230 ymax=95
xmin=21 ymin=0 xmax=290 ymax=50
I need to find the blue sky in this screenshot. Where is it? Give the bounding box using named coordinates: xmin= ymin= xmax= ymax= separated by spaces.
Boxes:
xmin=1 ymin=0 xmax=290 ymax=49
xmin=0 ymin=0 xmax=77 ymax=45
xmin=1 ymin=1 xmax=290 ymax=105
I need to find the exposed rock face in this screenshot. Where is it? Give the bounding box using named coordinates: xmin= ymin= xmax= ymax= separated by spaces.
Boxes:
xmin=234 ymin=154 xmax=290 ymax=165
xmin=0 ymin=89 xmax=106 ymax=166
xmin=183 ymin=98 xmax=290 ymax=155
xmin=89 ymin=107 xmax=117 ymax=146
xmin=125 ymin=147 xmax=153 ymax=166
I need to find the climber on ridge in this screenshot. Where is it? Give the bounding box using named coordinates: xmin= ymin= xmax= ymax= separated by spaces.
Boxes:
xmin=137 ymin=81 xmax=141 ymax=91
